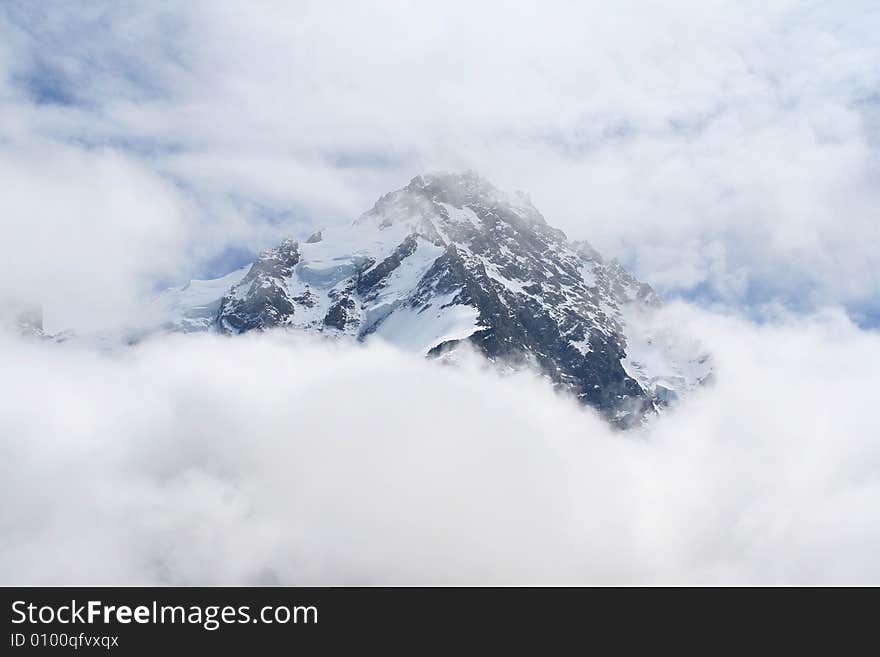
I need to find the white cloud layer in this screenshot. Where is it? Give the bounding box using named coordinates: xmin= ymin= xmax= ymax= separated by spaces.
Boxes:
xmin=2 ymin=305 xmax=879 ymax=585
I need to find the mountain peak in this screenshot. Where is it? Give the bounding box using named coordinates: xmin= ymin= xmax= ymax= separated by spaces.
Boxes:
xmin=408 ymin=170 xmax=538 ymax=215
xmin=356 ymin=171 xmax=547 ymax=237
xmin=407 ymin=169 xmax=494 ymax=198
xmin=158 ymin=173 xmax=711 ymax=427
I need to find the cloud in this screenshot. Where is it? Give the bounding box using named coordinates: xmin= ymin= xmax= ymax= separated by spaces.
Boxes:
xmin=2 ymin=1 xmax=880 ymax=330
xmin=1 ymin=1 xmax=879 ymax=586
xmin=1 ymin=305 xmax=878 ymax=585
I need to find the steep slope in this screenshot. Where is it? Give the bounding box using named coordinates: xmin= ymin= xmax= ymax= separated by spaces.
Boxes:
xmin=163 ymin=171 xmax=710 ymax=426
xmin=154 ymin=265 xmax=251 ymax=333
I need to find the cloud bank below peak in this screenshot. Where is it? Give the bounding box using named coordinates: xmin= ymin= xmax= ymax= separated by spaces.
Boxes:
xmin=1 ymin=304 xmax=879 ymax=585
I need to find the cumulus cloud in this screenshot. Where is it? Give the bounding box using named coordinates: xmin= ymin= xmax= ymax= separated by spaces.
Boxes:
xmin=1 ymin=305 xmax=878 ymax=585
xmin=0 ymin=132 xmax=299 ymax=333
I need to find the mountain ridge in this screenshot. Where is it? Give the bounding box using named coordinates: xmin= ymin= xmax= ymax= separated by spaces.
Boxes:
xmin=157 ymin=171 xmax=711 ymax=426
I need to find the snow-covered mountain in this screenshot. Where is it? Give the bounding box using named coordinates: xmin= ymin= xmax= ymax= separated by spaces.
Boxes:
xmin=158 ymin=171 xmax=711 ymax=426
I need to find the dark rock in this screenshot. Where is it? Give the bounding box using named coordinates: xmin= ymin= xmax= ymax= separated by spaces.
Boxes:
xmin=207 ymin=172 xmax=703 ymax=426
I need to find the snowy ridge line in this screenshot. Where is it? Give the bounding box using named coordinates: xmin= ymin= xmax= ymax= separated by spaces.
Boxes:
xmin=148 ymin=171 xmax=711 ymax=427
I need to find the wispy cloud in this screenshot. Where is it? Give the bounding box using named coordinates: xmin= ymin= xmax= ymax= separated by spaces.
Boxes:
xmin=2 ymin=1 xmax=879 ymax=329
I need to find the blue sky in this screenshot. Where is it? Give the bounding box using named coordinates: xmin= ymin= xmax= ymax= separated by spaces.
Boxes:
xmin=1 ymin=0 xmax=879 ymax=330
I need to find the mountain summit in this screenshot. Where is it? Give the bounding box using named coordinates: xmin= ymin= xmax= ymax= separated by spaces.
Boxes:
xmin=159 ymin=171 xmax=711 ymax=426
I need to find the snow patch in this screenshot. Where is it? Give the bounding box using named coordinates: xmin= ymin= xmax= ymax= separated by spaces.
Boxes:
xmin=372 ymin=293 xmax=484 ymax=355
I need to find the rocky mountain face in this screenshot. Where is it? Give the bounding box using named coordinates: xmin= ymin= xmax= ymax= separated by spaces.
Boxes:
xmin=159 ymin=171 xmax=711 ymax=426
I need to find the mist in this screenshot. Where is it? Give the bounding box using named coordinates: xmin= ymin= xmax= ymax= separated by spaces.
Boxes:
xmin=3 ymin=1 xmax=880 ymax=331
xmin=2 ymin=304 xmax=878 ymax=585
